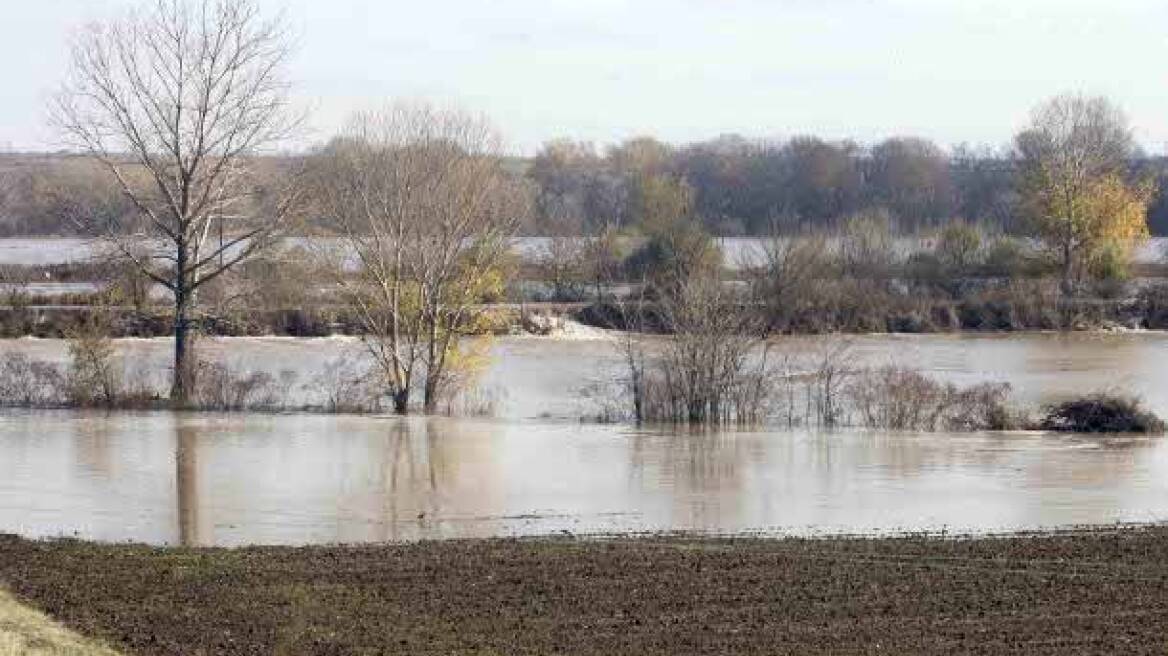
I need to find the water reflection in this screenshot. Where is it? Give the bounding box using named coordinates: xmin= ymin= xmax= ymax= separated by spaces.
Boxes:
xmin=374 ymin=418 xmax=476 ymax=542
xmin=176 ymin=422 xmax=199 ymax=546
xmin=2 ymin=409 xmax=1168 ymax=546
xmin=627 ymin=429 xmax=763 ymax=530
xmin=155 ymin=415 xmax=512 ymax=545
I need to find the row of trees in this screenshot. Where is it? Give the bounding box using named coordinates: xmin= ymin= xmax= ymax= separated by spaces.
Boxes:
xmin=36 ymin=0 xmax=1160 ymax=415
xmin=529 ymin=135 xmax=1005 ymax=235
xmin=11 ymin=114 xmax=1168 ymax=241
xmin=527 ymin=133 xmax=1168 ymax=238
xmin=537 ymin=94 xmax=1157 ymax=297
xmin=50 ymin=0 xmax=526 ymax=411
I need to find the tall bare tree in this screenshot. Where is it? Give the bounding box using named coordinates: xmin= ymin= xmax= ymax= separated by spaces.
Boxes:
xmin=311 ymin=104 xmax=529 ymax=414
xmin=52 ymin=0 xmax=302 ymax=401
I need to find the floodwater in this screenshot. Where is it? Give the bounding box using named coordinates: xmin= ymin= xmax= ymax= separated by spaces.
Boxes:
xmin=3 ymin=236 xmax=1166 ymax=268
xmin=2 ymin=332 xmax=1168 ymax=546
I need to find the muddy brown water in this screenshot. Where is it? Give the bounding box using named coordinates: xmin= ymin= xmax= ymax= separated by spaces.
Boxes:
xmin=2 ymin=332 xmax=1168 ymax=546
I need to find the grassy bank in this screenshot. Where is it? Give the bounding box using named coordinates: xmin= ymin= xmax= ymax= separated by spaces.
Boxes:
xmin=2 ymin=528 xmax=1167 ymax=655
xmin=0 ymin=589 xmax=121 ymax=656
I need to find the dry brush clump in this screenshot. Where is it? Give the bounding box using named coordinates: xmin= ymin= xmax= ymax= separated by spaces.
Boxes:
xmin=313 ymin=356 xmax=385 ymax=414
xmin=1039 ymin=394 xmax=1165 ymax=434
xmin=0 ymin=302 xmax=151 ymax=408
xmin=61 ymin=307 xmax=128 ymax=407
xmin=0 ymin=335 xmax=300 ymax=412
xmin=847 ymin=366 xmax=1016 ymax=431
xmin=764 ymin=346 xmax=1017 ymax=431
xmin=0 ymin=350 xmax=154 ymax=410
xmin=0 ymin=353 xmax=65 ymax=407
xmin=0 ymin=343 xmax=501 ymax=417
xmin=188 ymin=360 xmax=298 ymax=412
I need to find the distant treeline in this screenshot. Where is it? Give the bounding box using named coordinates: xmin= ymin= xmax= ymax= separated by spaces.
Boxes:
xmin=526 ymin=136 xmax=1168 ymax=236
xmin=3 ymin=138 xmax=1168 ymax=237
xmin=0 ymin=152 xmax=290 ymax=237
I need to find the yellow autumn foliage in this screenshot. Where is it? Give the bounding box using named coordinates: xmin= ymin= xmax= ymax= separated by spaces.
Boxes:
xmin=1027 ymin=172 xmax=1151 ymax=283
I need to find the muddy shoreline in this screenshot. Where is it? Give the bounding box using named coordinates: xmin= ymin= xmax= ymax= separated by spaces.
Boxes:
xmin=2 ymin=526 xmax=1167 ymax=655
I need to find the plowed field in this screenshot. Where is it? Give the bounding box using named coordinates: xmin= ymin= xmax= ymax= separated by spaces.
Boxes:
xmin=2 ymin=528 xmax=1167 ymax=655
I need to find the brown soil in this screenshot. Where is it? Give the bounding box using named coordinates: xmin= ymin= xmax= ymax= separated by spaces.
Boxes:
xmin=2 ymin=527 xmax=1167 ymax=655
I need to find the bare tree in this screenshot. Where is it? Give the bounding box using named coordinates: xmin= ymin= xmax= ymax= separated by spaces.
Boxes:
xmin=311 ymin=104 xmax=529 ymax=414
xmin=52 ymin=0 xmax=302 ymax=402
xmin=621 ymin=271 xmax=773 ymax=426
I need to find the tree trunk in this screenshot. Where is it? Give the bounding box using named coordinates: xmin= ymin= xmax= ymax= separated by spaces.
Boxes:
xmin=171 ymin=243 xmax=192 ymax=404
xmin=172 ymin=292 xmax=192 ymax=404
xmin=392 ymin=388 xmax=410 ymax=415
xmin=632 ymin=369 xmax=643 ymax=424
xmin=1061 ymin=243 xmax=1074 ymax=297
xmin=423 ymin=378 xmax=438 ymax=415
xmin=423 ymin=319 xmax=440 ymax=414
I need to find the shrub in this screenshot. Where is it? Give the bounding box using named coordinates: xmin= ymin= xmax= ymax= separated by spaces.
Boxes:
xmin=0 ymin=352 xmax=65 ymax=406
xmin=66 ymin=334 xmax=119 ymax=406
xmin=847 ymin=366 xmax=1015 ymax=431
xmin=623 ymin=220 xmax=720 ymax=292
xmin=1087 ymin=240 xmax=1132 ymax=283
xmin=1039 ymin=395 xmax=1165 ymax=434
xmin=314 ymin=356 xmax=383 ymax=414
xmin=904 ymin=252 xmax=946 ymax=289
xmin=840 ymin=212 xmax=895 ymax=279
xmin=191 ymin=360 xmax=297 ymax=411
xmin=64 ymin=312 xmax=120 ymax=407
xmin=1137 ymin=282 xmax=1168 ymax=329
xmin=936 ymin=221 xmax=983 ymax=273
xmin=981 ymin=236 xmax=1038 ymax=278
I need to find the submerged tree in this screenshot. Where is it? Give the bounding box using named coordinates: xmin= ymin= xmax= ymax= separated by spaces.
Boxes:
xmin=621 ymin=270 xmax=772 ymax=426
xmin=1015 ymin=94 xmax=1150 ymax=293
xmin=311 ymin=104 xmax=529 ymax=414
xmin=52 ymin=0 xmax=303 ymax=402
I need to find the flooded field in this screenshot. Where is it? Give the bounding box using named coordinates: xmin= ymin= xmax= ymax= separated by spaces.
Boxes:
xmin=1 ymin=332 xmax=1168 ymax=546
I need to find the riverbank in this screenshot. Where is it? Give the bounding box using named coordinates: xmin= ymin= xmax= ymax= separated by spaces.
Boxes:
xmin=2 ymin=527 xmax=1167 ymax=655
xmin=1 ymin=295 xmax=1165 ymax=339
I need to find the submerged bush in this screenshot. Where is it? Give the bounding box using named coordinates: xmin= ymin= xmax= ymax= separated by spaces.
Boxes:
xmin=1040 ymin=395 xmax=1165 ymax=434
xmin=847 ymin=366 xmax=1015 ymax=431
xmin=64 ymin=314 xmax=121 ymax=407
xmin=622 ymin=274 xmax=773 ymax=426
xmin=0 ymin=353 xmax=65 ymax=406
xmin=191 ymin=360 xmax=298 ymax=411
xmin=315 ymin=356 xmax=384 ymax=414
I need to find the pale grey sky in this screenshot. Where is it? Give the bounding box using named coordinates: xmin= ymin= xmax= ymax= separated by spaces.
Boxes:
xmin=2 ymin=0 xmax=1166 ymax=154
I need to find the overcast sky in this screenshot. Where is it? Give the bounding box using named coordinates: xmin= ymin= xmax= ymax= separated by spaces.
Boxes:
xmin=2 ymin=0 xmax=1166 ymax=155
